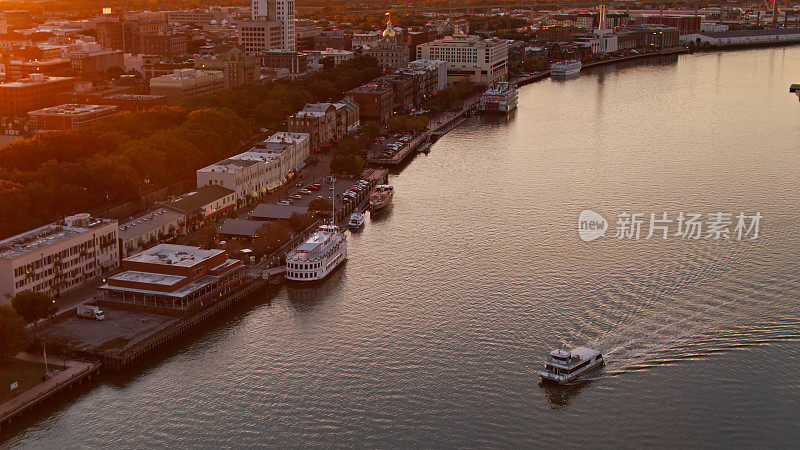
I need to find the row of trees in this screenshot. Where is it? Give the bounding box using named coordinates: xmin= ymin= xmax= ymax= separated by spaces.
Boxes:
xmin=424 ymin=81 xmax=477 ymax=115
xmin=387 ymin=114 xmax=429 ymax=132
xmin=0 ymin=56 xmax=383 ymax=240
xmin=0 ymin=107 xmax=249 ymax=238
xmin=0 ymin=291 xmax=58 ymax=361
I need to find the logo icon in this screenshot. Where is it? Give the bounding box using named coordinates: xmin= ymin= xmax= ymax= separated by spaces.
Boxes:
xmin=578 ymin=210 xmax=608 ymax=242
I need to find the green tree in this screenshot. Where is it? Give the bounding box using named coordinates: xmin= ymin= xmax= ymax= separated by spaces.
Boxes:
xmin=11 ymin=291 xmax=57 ymax=341
xmin=0 ymin=305 xmax=27 ymax=361
xmin=361 ymin=121 xmax=381 ymax=142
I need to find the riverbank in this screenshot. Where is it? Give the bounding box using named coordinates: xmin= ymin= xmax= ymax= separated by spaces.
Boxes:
xmin=0 ymin=355 xmax=99 ymax=430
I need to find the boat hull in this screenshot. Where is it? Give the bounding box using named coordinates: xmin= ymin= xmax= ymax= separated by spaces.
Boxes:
xmin=540 ymin=359 xmax=604 ymax=384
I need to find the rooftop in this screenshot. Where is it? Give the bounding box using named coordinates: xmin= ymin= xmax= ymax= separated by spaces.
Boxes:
xmin=124 ymin=244 xmax=224 ymax=267
xmin=218 ymin=219 xmax=267 ymax=237
xmin=118 ymin=207 xmax=184 ymax=242
xmin=27 ymin=103 xmax=117 ymax=117
xmin=0 ymin=214 xmax=115 ymax=260
xmin=167 ymin=185 xmax=234 ymax=213
xmin=701 ymin=28 xmax=800 ymax=38
xmin=0 ymin=75 xmax=74 ymax=88
xmin=250 ymin=204 xmax=309 ymax=220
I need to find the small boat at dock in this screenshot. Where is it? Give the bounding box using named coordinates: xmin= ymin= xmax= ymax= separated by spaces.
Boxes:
xmin=369 ymin=185 xmax=394 ymax=215
xmin=348 ymin=212 xmax=365 ymax=229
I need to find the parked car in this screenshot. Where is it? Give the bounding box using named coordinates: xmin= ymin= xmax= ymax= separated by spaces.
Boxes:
xmin=277 ymin=200 xmax=291 ymax=205
xmin=300 ymin=189 xmax=312 ymax=195
xmin=283 ymin=197 xmax=294 ymax=204
xmin=290 ymin=194 xmax=302 ymax=199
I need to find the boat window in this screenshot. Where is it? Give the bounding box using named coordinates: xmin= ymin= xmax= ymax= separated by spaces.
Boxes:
xmin=568 ymin=360 xmax=591 ymax=373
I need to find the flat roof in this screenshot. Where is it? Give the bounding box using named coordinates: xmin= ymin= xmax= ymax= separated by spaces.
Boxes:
xmin=0 ymin=216 xmax=114 ymax=260
xmin=701 ymin=28 xmax=800 ymax=38
xmin=101 ymin=259 xmax=240 ymax=298
xmin=109 ymin=270 xmax=186 ymax=287
xmin=28 ymin=103 xmax=117 ymax=116
xmin=218 ymin=219 xmax=266 ymax=237
xmin=124 ymin=244 xmax=224 ymax=266
xmin=167 ymin=185 xmax=234 ymax=213
xmin=119 ymin=207 xmax=184 ymax=242
xmin=250 ymin=204 xmax=309 ymax=220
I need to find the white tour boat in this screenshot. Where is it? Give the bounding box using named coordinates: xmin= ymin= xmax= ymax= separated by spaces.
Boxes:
xmin=550 ymin=60 xmax=582 ymax=78
xmin=478 ymin=81 xmax=518 ymax=114
xmin=348 ymin=212 xmax=365 ymax=229
xmin=285 ymin=179 xmax=347 ymax=282
xmin=540 ymin=347 xmax=603 ymax=384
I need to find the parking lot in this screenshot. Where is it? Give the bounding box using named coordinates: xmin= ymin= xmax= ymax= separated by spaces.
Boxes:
xmin=48 ymin=307 xmax=178 ymax=353
xmin=265 ymin=176 xmax=374 ymax=217
xmin=369 ymin=132 xmax=418 ymax=159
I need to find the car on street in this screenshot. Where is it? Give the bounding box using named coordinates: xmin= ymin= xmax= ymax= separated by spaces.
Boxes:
xmin=300 ymin=189 xmax=312 ymax=195
xmin=277 ymin=200 xmax=291 ymax=205
xmin=290 ymin=194 xmax=302 ymax=199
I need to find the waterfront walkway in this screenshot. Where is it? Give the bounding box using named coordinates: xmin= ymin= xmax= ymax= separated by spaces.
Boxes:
xmin=0 ymin=354 xmax=99 ymax=429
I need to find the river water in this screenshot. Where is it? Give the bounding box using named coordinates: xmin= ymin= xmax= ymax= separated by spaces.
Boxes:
xmin=4 ymin=47 xmax=800 ymax=448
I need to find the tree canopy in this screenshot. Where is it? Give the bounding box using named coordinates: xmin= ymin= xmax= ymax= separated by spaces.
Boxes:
xmin=0 ymin=305 xmax=27 ymax=361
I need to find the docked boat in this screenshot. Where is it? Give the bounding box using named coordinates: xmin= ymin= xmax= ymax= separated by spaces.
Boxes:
xmin=285 ymin=178 xmax=347 ymax=282
xmin=550 ymin=60 xmax=582 ymax=78
xmin=369 ymin=185 xmax=394 ymax=215
xmin=539 ymin=347 xmax=603 ymax=384
xmin=478 ymin=81 xmax=518 ymax=114
xmin=348 ymin=212 xmax=365 ymax=229
xmin=285 ymin=224 xmax=347 ymax=281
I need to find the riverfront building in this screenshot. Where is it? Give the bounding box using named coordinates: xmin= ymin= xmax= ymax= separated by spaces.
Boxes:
xmin=99 ymin=244 xmax=245 ymax=311
xmin=118 ymin=207 xmax=186 ymax=259
xmin=287 ymin=101 xmax=359 ymax=149
xmin=0 ymin=214 xmax=119 ymax=304
xmin=416 ymin=34 xmax=508 ymax=86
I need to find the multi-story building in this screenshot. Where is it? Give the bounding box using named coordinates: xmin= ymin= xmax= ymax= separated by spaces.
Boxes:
xmin=536 ymin=26 xmax=585 ymax=43
xmin=352 ymin=30 xmax=382 ymax=49
xmin=637 ymin=15 xmax=701 ymax=36
xmin=195 ymin=47 xmax=259 ymax=89
xmin=249 ymin=132 xmax=310 ymax=180
xmin=237 ymin=19 xmax=284 ymax=54
xmin=295 ymin=25 xmax=321 ymax=50
xmin=118 ymin=207 xmax=186 ymax=259
xmin=251 ymin=0 xmax=295 ymax=50
xmin=27 ymin=104 xmax=118 ymax=131
xmin=100 ymin=94 xmax=168 ymax=112
xmin=99 ymin=244 xmax=245 ymax=311
xmin=259 ymin=50 xmax=308 ymax=73
xmin=166 ymin=9 xmax=224 ymax=25
xmin=149 ymin=69 xmax=225 ymax=105
xmin=316 ymin=48 xmax=354 ymax=66
xmin=167 ymin=185 xmax=236 ymax=228
xmin=287 ymin=101 xmax=358 ymax=149
xmin=197 ymin=154 xmax=272 ymax=207
xmin=345 ymin=83 xmax=393 ymax=123
xmin=141 ymin=32 xmax=188 ymax=58
xmin=365 ymin=19 xmax=408 ymax=70
xmin=4 ymin=58 xmax=73 ymax=82
xmin=403 ymin=59 xmax=447 ymax=94
xmin=313 ymin=29 xmax=352 ymax=51
xmin=0 ymin=74 xmax=76 ymax=117
xmin=96 ymin=18 xmax=165 ymax=54
xmin=417 ymin=34 xmax=508 ymax=86
xmin=67 ymin=45 xmax=125 ymax=77
xmin=0 ymin=213 xmax=119 ymax=304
